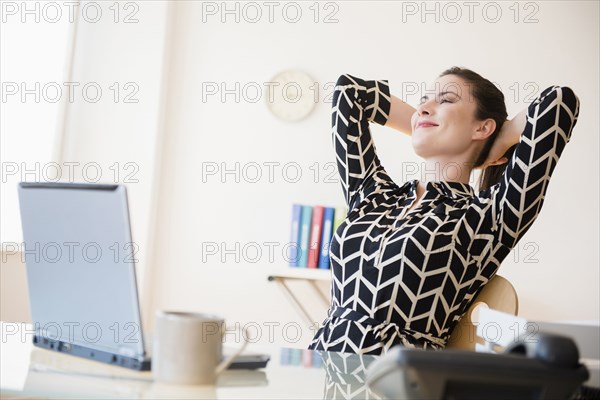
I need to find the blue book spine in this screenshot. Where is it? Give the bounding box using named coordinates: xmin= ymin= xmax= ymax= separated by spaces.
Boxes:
xmin=291 ymin=348 xmax=302 ymax=366
xmin=318 ymin=207 xmax=335 ymax=269
xmin=297 ymin=205 xmax=313 ymax=268
xmin=311 ymin=351 xmax=323 ymax=368
xmin=289 ymin=204 xmax=303 ymax=267
xmin=280 ymin=348 xmax=291 ymax=365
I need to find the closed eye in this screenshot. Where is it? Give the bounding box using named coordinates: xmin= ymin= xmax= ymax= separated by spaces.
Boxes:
xmin=419 ymin=91 xmax=461 ymax=105
xmin=419 ymin=98 xmax=453 ymax=105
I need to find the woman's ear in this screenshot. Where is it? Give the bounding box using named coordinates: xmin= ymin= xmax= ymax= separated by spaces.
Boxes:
xmin=474 ymin=118 xmax=497 ymax=140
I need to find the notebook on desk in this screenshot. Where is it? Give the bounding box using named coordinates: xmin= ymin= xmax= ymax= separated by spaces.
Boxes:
xmin=17 ymin=182 xmax=269 ymax=371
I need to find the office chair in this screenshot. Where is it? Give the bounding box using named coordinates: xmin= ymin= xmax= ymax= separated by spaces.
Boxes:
xmin=446 ymin=274 xmax=519 ymax=351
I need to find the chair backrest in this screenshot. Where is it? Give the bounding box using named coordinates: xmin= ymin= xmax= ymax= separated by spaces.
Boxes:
xmin=446 ymin=275 xmax=519 ymax=351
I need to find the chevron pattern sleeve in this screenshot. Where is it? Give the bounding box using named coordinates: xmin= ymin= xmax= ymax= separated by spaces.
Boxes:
xmin=331 ymin=74 xmax=393 ymax=211
xmin=491 ymin=85 xmax=581 ymax=250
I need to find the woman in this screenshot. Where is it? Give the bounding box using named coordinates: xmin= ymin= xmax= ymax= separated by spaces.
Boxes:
xmin=308 ymin=67 xmax=581 ymax=355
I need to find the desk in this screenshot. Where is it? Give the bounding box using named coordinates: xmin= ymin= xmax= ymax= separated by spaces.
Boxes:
xmin=0 ymin=322 xmax=379 ymax=400
xmin=3 ymin=321 xmax=599 ymax=400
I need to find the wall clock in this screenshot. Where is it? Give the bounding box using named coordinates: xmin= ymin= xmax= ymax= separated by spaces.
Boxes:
xmin=266 ymin=70 xmax=316 ymax=122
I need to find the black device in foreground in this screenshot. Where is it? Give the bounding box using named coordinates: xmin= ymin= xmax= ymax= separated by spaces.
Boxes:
xmin=32 ymin=335 xmax=270 ymax=371
xmin=366 ymin=331 xmax=590 ymax=400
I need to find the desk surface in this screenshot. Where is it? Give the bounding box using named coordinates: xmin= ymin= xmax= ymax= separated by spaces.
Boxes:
xmin=3 ymin=322 xmax=599 ymax=400
xmin=1 ymin=322 xmax=379 ymax=400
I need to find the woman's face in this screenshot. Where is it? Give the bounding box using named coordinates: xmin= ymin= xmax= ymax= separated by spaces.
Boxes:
xmin=410 ymin=74 xmax=493 ymax=162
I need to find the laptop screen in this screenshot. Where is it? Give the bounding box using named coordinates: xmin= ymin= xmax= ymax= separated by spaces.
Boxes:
xmin=17 ymin=182 xmax=146 ymax=358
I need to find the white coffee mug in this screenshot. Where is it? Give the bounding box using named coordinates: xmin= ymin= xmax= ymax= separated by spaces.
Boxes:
xmin=152 ymin=311 xmax=248 ymax=385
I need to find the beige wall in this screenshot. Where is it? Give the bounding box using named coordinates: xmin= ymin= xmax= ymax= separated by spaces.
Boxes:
xmin=0 ymin=252 xmax=30 ymax=323
xmin=145 ymin=2 xmax=599 ymax=347
xmin=3 ymin=1 xmax=599 ymax=347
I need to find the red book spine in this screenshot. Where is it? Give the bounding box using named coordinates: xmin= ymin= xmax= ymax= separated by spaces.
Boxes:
xmin=307 ymin=206 xmax=324 ymax=268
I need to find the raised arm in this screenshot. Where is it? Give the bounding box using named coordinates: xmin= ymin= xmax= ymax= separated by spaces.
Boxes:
xmin=486 ymin=85 xmax=581 ymax=250
xmin=386 ymin=94 xmax=417 ymax=135
xmin=331 ymin=74 xmax=394 ymax=209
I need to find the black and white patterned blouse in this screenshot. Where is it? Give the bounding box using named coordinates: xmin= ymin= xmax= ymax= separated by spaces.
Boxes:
xmin=308 ymin=73 xmax=580 ymax=354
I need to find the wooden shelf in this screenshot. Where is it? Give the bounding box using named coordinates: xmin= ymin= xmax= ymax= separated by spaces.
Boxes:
xmin=267 ymin=268 xmax=331 ymax=282
xmin=267 ymin=268 xmax=332 ymax=326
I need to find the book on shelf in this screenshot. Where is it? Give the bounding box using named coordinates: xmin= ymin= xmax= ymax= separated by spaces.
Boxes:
xmin=289 ymin=204 xmax=302 ymax=267
xmin=289 ymin=203 xmax=347 ymax=269
xmin=333 ymin=206 xmax=346 ymax=235
xmin=297 ymin=205 xmax=313 ymax=268
xmin=307 ymin=206 xmax=324 ymax=269
xmin=318 ymin=207 xmax=335 ymax=269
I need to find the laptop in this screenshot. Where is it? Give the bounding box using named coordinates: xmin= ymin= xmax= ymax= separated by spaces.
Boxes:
xmin=17 ymin=182 xmax=269 ymax=371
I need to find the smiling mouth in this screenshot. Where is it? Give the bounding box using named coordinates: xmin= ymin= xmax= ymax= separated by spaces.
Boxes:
xmin=416 ymin=123 xmax=438 ymax=129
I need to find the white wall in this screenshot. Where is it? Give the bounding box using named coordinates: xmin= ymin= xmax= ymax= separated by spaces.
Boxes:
xmin=0 ymin=6 xmax=70 ymax=243
xmin=145 ymin=1 xmax=599 ymax=347
xmin=1 ymin=1 xmax=169 ymax=305
xmin=59 ymin=1 xmax=169 ymax=297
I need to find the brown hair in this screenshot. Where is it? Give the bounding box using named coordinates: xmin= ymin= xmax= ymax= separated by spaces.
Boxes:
xmin=438 ymin=66 xmax=517 ymax=192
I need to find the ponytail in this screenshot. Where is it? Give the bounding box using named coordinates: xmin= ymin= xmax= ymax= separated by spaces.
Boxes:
xmin=477 ymin=143 xmax=518 ymax=192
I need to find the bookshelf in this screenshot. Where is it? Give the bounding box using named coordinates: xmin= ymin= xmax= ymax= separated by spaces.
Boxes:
xmin=267 ymin=268 xmax=332 ymax=326
xmin=268 ymin=267 xmax=331 ymax=281
xmin=276 ymin=202 xmax=343 ymax=326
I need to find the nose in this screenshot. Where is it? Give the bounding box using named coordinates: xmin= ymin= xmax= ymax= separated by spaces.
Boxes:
xmin=417 ymin=99 xmax=434 ymax=116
